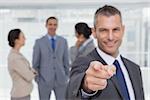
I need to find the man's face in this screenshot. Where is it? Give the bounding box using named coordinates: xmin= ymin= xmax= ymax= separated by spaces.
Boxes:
xmin=93 ymin=14 xmax=125 ymax=57
xmin=46 ymin=19 xmax=58 ymax=36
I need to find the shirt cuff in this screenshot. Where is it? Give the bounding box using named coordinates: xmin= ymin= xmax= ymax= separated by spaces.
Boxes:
xmin=81 ymin=89 xmax=98 ymax=97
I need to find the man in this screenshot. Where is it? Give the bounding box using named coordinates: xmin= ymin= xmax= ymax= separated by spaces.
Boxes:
xmin=66 ymin=5 xmax=145 ymax=100
xmin=33 ymin=16 xmax=69 ymax=100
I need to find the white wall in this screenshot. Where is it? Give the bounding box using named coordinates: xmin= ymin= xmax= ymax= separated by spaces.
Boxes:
xmin=0 ymin=1 xmax=150 ymax=100
xmin=0 ymin=0 xmax=150 ymax=9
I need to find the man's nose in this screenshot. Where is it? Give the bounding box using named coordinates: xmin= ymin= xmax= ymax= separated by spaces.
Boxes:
xmin=108 ymin=31 xmax=114 ymax=41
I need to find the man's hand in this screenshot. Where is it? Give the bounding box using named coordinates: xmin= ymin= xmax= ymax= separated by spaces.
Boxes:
xmin=83 ymin=61 xmax=116 ymax=93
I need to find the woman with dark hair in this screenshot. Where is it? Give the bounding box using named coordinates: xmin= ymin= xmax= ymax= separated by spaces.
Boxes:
xmin=70 ymin=22 xmax=95 ymax=63
xmin=7 ymin=29 xmax=37 ymax=100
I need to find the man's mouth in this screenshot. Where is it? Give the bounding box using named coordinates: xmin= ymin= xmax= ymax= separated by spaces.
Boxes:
xmin=104 ymin=41 xmax=116 ymax=47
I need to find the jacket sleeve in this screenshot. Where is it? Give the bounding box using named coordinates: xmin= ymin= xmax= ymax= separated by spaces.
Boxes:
xmin=32 ymin=40 xmax=41 ymax=72
xmin=63 ymin=39 xmax=70 ymax=77
xmin=66 ymin=56 xmax=90 ymax=99
xmin=13 ymin=57 xmax=35 ymax=82
xmin=69 ymin=46 xmax=78 ymax=64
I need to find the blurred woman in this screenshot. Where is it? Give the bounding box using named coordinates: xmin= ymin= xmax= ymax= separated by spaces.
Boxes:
xmin=7 ymin=29 xmax=37 ymax=100
xmin=70 ymin=22 xmax=95 ymax=64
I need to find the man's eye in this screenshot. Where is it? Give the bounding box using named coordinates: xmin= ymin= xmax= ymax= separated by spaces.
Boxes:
xmin=99 ymin=29 xmax=107 ymax=32
xmin=113 ymin=28 xmax=120 ymax=31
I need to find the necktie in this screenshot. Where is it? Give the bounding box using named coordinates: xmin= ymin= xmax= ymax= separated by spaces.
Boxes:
xmin=113 ymin=60 xmax=130 ymax=100
xmin=51 ymin=37 xmax=55 ymax=51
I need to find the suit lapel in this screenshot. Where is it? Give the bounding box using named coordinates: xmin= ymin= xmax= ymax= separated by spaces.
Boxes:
xmin=44 ymin=35 xmax=53 ymax=52
xmin=44 ymin=35 xmax=61 ymax=53
xmin=55 ymin=36 xmax=60 ymax=52
xmin=121 ymin=56 xmax=138 ymax=99
xmin=91 ymin=49 xmax=124 ymax=99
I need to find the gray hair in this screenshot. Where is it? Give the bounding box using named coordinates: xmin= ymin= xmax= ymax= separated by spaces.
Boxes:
xmin=94 ymin=5 xmax=122 ymax=28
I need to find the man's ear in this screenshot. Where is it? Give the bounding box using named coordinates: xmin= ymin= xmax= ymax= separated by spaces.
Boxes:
xmin=122 ymin=25 xmax=125 ymax=36
xmin=92 ymin=27 xmax=97 ymax=39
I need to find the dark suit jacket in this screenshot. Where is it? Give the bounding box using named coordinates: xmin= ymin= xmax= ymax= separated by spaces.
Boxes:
xmin=66 ymin=49 xmax=144 ymax=100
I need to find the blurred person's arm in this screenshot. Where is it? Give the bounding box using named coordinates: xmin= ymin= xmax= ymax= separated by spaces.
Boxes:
xmin=32 ymin=40 xmax=41 ymax=82
xmin=66 ymin=57 xmax=115 ymax=99
xmin=69 ymin=46 xmax=78 ymax=64
xmin=80 ymin=89 xmax=98 ymax=99
xmin=13 ymin=57 xmax=35 ymax=82
xmin=63 ymin=39 xmax=70 ymax=77
xmin=69 ymin=39 xmax=84 ymax=64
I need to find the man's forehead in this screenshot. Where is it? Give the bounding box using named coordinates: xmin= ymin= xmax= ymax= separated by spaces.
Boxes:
xmin=47 ymin=19 xmax=57 ymax=23
xmin=97 ymin=14 xmax=121 ymax=20
xmin=96 ymin=15 xmax=122 ymax=26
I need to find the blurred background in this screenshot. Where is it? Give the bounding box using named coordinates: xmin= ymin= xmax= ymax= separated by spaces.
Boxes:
xmin=0 ymin=0 xmax=150 ymax=100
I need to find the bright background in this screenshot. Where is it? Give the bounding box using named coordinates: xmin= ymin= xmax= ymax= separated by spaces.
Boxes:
xmin=0 ymin=0 xmax=150 ymax=100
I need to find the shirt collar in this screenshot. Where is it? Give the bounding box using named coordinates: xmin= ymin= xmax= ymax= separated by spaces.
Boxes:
xmin=47 ymin=34 xmax=57 ymax=40
xmin=96 ymin=47 xmax=121 ymax=65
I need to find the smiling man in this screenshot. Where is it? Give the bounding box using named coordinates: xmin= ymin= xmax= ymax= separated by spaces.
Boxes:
xmin=33 ymin=16 xmax=69 ymax=100
xmin=66 ymin=5 xmax=145 ymax=100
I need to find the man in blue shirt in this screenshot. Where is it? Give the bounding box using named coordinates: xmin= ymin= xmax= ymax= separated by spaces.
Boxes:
xmin=33 ymin=16 xmax=69 ymax=100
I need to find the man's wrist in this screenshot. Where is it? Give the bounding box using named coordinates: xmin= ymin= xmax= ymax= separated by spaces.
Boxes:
xmin=81 ymin=89 xmax=98 ymax=97
xmin=82 ymin=84 xmax=93 ymax=93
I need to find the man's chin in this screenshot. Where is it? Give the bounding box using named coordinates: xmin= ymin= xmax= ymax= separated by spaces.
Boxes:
xmin=104 ymin=49 xmax=117 ymax=56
